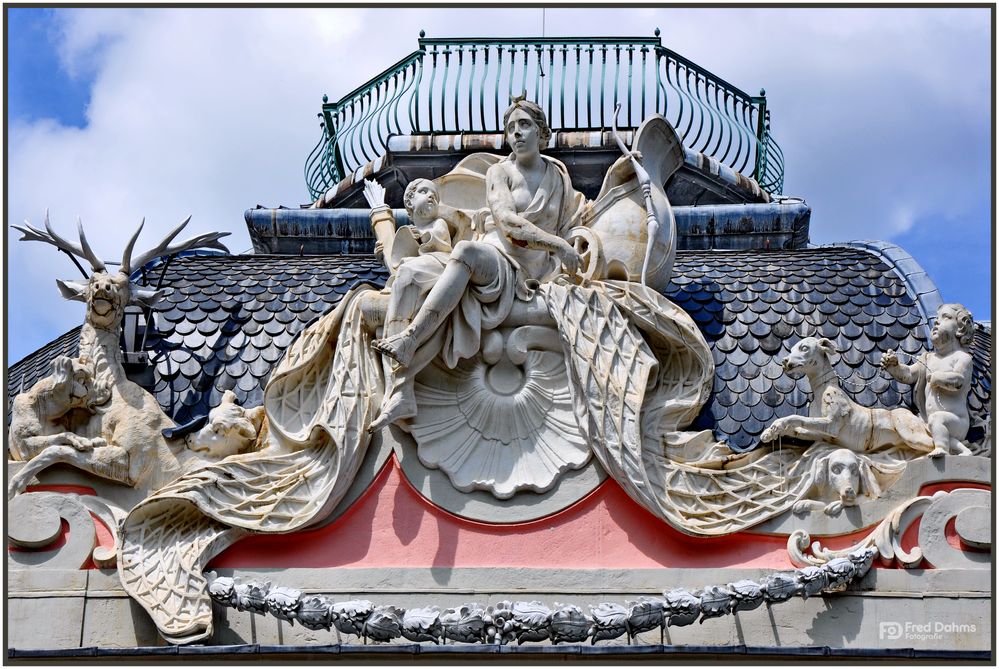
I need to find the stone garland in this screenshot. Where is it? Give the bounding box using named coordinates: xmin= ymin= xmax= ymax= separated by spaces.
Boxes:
xmin=206 ymin=546 xmax=875 ymax=645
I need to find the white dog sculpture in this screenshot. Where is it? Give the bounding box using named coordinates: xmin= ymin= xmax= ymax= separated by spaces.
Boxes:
xmin=761 ymin=337 xmax=934 ymax=455
xmin=792 ymin=448 xmax=882 ymax=516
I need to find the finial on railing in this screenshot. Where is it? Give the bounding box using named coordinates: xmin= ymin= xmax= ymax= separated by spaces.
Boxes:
xmin=654 ymin=27 xmax=661 ymax=37
xmin=322 ymin=94 xmax=328 ymax=103
xmin=759 ymin=88 xmax=766 ymax=97
xmin=419 ymin=29 xmax=426 ymax=38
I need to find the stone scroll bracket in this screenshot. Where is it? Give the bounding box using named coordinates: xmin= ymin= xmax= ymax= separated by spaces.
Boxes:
xmin=788 ymin=487 xmax=991 ymax=570
xmin=917 ymin=489 xmax=991 ymax=569
xmin=7 ymin=491 xmax=124 ymax=570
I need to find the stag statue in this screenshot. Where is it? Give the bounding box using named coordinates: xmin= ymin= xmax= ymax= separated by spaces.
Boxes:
xmin=7 ymin=213 xmax=263 ymax=499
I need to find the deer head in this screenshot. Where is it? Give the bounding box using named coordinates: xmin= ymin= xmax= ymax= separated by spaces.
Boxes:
xmin=14 ymin=212 xmax=230 ymax=333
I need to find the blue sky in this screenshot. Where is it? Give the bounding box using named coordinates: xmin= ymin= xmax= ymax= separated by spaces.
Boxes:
xmin=6 ymin=7 xmax=993 ymax=363
xmin=8 ymin=9 xmax=90 ymax=128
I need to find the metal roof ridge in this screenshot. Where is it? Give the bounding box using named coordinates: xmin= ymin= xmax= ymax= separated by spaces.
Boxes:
xmin=842 ymin=240 xmax=944 ymax=331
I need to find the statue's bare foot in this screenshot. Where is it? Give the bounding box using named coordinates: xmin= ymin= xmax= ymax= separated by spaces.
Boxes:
xmin=371 ymin=331 xmax=417 ymax=367
xmin=367 ymin=393 xmax=417 ymax=433
xmin=928 ymin=446 xmax=948 ymax=458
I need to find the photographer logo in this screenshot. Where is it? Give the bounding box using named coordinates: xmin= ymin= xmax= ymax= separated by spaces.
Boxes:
xmin=879 ymin=622 xmax=903 ymax=640
xmin=879 ymin=620 xmax=977 ymax=641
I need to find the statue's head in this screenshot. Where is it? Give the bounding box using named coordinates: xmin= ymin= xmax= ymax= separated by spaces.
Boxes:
xmin=48 ymin=355 xmax=95 ymax=408
xmin=68 ymin=270 xmax=133 ymax=331
xmin=403 ymin=178 xmax=440 ymax=220
xmin=186 ymin=390 xmax=265 ymax=459
xmin=15 ymin=213 xmax=229 ymax=334
xmin=781 ymin=336 xmax=836 ymax=378
xmin=932 ymin=303 xmax=974 ymax=349
xmin=503 ymin=96 xmax=552 ymax=153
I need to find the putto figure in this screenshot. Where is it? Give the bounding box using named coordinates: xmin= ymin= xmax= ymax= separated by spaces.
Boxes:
xmin=368 ymin=98 xmax=590 ymax=426
xmin=881 ymin=303 xmax=975 ymax=457
xmin=359 ymin=176 xmax=467 ymax=431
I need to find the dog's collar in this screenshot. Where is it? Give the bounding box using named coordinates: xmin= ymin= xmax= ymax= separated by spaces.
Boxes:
xmin=811 ymin=368 xmax=838 ymax=388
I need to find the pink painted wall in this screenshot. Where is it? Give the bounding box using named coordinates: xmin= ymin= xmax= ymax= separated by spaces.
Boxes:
xmin=15 ymin=472 xmax=987 ymax=571
xmin=211 ymin=456 xmax=819 ymax=570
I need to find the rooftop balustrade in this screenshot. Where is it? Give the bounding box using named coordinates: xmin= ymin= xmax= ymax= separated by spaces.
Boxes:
xmin=305 ymin=31 xmax=784 ymax=201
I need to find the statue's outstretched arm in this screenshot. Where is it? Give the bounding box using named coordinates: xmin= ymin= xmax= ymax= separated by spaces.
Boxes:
xmin=363 ymin=179 xmax=396 ymax=269
xmin=486 ymin=166 xmax=580 ymax=274
xmin=880 ymin=350 xmax=918 ymax=385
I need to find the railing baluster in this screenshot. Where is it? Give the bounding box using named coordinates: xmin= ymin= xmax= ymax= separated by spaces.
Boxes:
xmin=453 ymin=46 xmax=463 ymax=133
xmin=440 ymin=45 xmax=450 ymax=132
xmin=612 ymin=45 xmax=620 ymax=127
xmin=359 ymin=89 xmax=378 ymax=163
xmin=558 ymin=46 xmax=567 ymax=129
xmin=468 ymin=46 xmax=476 ymax=132
xmin=479 ymin=47 xmax=489 ymax=132
xmin=336 ymin=101 xmax=352 ymax=176
xmin=343 ymin=98 xmax=361 ymax=173
xmin=654 ymin=48 xmax=662 ymax=115
xmin=371 ymin=79 xmax=390 ymax=156
xmin=695 ymin=76 xmax=713 ymax=153
xmin=707 ymin=80 xmax=724 ymax=157
xmin=664 ymin=57 xmax=683 ymax=133
xmin=599 ymin=44 xmax=607 ymax=128
xmin=388 ymin=71 xmax=402 ymax=136
xmin=517 ymin=44 xmax=538 ymax=101
xmin=739 ymin=99 xmax=754 ymax=175
xmin=495 ymin=45 xmax=504 ymax=131
xmin=688 ymin=72 xmax=705 ymax=150
xmin=309 ymin=35 xmax=783 ymax=197
xmin=574 ymin=46 xmax=581 ymax=128
xmin=534 ymin=43 xmax=543 ymax=103
xmin=547 ymin=45 xmax=555 ymax=125
xmin=427 ymin=45 xmax=438 ymax=134
xmin=680 ymin=64 xmax=697 ymax=140
xmin=742 ymin=100 xmax=757 ymax=176
xmin=507 ymin=45 xmax=516 ymax=102
xmin=640 ymin=46 xmax=648 ymax=122
xmin=497 ymin=44 xmax=505 ymax=130
xmin=726 ymin=94 xmax=743 ymax=171
xmin=625 ymin=45 xmax=633 ymax=127
xmin=713 ymin=85 xmax=730 ymax=162
xmin=586 ymin=46 xmax=594 ymax=127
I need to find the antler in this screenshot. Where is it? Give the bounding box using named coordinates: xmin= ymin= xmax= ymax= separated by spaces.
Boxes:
xmin=120 ymin=218 xmax=145 ymax=275
xmin=76 ymin=217 xmax=106 ymax=271
xmin=12 ymin=210 xmax=107 ymax=272
xmin=121 ymin=216 xmax=231 ymax=274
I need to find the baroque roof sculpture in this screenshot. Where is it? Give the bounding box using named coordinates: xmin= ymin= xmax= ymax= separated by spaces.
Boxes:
xmin=6 ymin=31 xmax=992 ymax=659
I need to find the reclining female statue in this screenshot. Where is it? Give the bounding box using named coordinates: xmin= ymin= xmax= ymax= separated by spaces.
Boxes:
xmin=366 ymin=97 xmax=590 ymax=430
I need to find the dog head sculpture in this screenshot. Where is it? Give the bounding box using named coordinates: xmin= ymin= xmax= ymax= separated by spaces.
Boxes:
xmin=813 ymin=448 xmax=880 ymax=506
xmin=186 ymin=391 xmax=266 ymax=459
xmin=781 ymin=337 xmax=836 ymax=379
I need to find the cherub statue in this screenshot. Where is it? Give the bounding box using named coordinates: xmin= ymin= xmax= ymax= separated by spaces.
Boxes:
xmin=881 ymin=303 xmax=975 ymax=457
xmin=359 ymin=176 xmax=468 ymax=431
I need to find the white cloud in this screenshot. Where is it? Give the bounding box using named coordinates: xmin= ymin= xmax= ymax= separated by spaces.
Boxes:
xmin=6 ymin=7 xmax=991 ymax=361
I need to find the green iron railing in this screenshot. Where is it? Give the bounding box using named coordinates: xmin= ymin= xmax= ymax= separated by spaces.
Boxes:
xmin=305 ymin=31 xmax=784 ymax=201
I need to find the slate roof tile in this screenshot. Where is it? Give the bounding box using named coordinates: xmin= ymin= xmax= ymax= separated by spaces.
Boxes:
xmin=7 ymin=248 xmax=991 ymax=455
